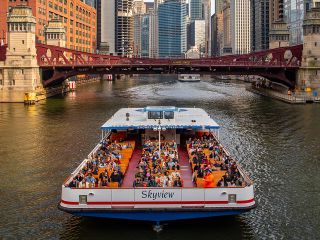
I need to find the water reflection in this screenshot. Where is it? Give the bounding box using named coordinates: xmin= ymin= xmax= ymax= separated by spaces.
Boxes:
xmin=60 ymin=216 xmax=254 ymax=240
xmin=0 ymin=75 xmax=319 ymax=239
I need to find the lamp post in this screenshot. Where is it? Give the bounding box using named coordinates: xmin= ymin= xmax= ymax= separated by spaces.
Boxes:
xmin=154 ymin=119 xmax=166 ymax=155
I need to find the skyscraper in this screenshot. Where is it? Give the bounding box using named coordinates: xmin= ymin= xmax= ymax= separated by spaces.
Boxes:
xmin=211 ymin=0 xmax=224 ymax=56
xmin=202 ymin=0 xmax=211 ymax=55
xmin=97 ymin=0 xmax=116 ymax=54
xmin=283 ymin=0 xmax=314 ymax=45
xmin=189 ymin=20 xmax=206 ymax=54
xmin=116 ymin=0 xmax=134 ymax=56
xmin=158 ymin=0 xmax=188 ymax=58
xmin=190 ymin=0 xmax=203 ymax=20
xmin=231 ymin=0 xmax=251 ymax=54
xmin=133 ymin=0 xmax=146 ymax=57
xmin=251 ymin=0 xmax=269 ymax=51
xmin=223 ymin=0 xmax=232 ymax=54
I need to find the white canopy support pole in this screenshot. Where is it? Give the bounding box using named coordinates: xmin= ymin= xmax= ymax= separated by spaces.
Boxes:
xmin=158 ymin=128 xmax=161 ymax=152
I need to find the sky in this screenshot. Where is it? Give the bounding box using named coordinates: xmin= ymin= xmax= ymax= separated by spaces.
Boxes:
xmin=144 ymin=0 xmax=216 ymax=15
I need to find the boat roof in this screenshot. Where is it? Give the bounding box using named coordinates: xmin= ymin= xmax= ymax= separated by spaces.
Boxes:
xmin=101 ymin=107 xmax=220 ymax=130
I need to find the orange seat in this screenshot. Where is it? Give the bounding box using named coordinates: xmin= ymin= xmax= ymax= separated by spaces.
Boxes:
xmin=196 ymin=178 xmax=204 ymax=188
xmin=109 ymin=182 xmax=119 ymax=188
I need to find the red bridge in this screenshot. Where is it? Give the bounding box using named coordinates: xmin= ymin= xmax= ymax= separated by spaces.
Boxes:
xmin=1 ymin=43 xmax=303 ymax=88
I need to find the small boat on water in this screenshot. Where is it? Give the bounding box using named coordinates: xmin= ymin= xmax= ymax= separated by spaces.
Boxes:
xmin=58 ymin=106 xmax=256 ymax=226
xmin=178 ymin=74 xmax=201 ymax=82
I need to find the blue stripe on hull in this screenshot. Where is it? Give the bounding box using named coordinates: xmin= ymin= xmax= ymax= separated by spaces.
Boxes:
xmin=72 ymin=210 xmax=246 ymax=222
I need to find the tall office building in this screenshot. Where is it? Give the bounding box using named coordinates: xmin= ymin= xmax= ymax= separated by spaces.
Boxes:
xmin=251 ymin=0 xmax=270 ymax=51
xmin=223 ymin=0 xmax=232 ymax=54
xmin=189 ymin=20 xmax=206 ymax=54
xmin=202 ymin=0 xmax=211 ymax=55
xmin=97 ymin=0 xmax=116 ymax=54
xmin=190 ymin=0 xmax=203 ymax=20
xmin=1 ymin=0 xmax=97 ymax=52
xmin=211 ymin=0 xmax=224 ymax=56
xmin=141 ymin=14 xmax=150 ymax=57
xmin=283 ymin=0 xmax=314 ymax=45
xmin=231 ymin=0 xmax=251 ymax=54
xmin=133 ymin=0 xmax=146 ymax=57
xmin=116 ymin=0 xmax=134 ymax=56
xmin=158 ymin=0 xmax=188 ymax=58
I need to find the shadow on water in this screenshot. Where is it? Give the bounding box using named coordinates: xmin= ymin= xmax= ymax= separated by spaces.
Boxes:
xmin=60 ymin=216 xmax=254 ymax=240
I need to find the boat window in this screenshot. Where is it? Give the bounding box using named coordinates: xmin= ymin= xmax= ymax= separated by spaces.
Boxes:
xmin=164 ymin=111 xmax=174 ymax=119
xmin=228 ymin=194 xmax=237 ymax=203
xmin=148 ymin=111 xmax=163 ymax=119
xmin=79 ymin=195 xmax=87 ymax=204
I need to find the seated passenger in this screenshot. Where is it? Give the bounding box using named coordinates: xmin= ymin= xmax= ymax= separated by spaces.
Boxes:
xmin=85 ymin=173 xmax=96 ymax=188
xmin=217 ymin=179 xmax=225 ymax=187
xmin=173 ymin=177 xmax=182 ymax=187
xmin=110 ymin=170 xmax=122 ymax=184
xmin=99 ymin=177 xmax=109 ymax=187
xmin=204 ymin=171 xmax=214 ymax=188
xmin=133 ymin=177 xmax=143 ymax=187
xmin=68 ymin=178 xmax=77 ymax=188
xmin=78 ymin=179 xmax=87 ymax=188
xmin=99 ymin=169 xmax=109 ymax=182
xmin=148 ymin=176 xmax=157 ymax=187
xmin=197 ymin=167 xmax=205 ymax=178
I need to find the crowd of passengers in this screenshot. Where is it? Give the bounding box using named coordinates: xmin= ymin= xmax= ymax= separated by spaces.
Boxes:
xmin=188 ymin=133 xmax=244 ymax=187
xmin=68 ymin=139 xmax=132 ymax=188
xmin=133 ymin=140 xmax=183 ymax=187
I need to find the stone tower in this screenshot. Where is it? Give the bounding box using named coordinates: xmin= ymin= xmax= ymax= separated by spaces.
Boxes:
xmin=297 ymin=3 xmax=320 ymax=95
xmin=0 ymin=5 xmax=42 ymax=102
xmin=45 ymin=19 xmax=66 ymax=47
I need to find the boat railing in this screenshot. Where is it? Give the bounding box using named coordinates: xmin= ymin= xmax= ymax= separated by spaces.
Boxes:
xmin=61 ymin=185 xmax=255 ymax=207
xmin=207 ymin=132 xmax=254 ymax=186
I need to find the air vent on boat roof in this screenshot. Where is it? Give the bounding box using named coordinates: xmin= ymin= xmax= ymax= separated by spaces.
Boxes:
xmin=126 ymin=113 xmax=130 ymax=121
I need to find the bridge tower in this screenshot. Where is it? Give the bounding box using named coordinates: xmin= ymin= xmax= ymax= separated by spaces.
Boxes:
xmin=0 ymin=5 xmax=42 ymax=102
xmin=297 ymin=3 xmax=320 ymax=96
xmin=45 ymin=19 xmax=66 ymax=47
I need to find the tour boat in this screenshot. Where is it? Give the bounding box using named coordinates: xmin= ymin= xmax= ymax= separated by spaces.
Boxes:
xmin=178 ymin=74 xmax=201 ymax=82
xmin=58 ymin=106 xmax=256 ymax=225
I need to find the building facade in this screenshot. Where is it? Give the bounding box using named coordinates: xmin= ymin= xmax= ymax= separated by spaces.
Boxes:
xmin=189 ymin=20 xmax=206 ymax=55
xmin=190 ymin=0 xmax=203 ymax=20
xmin=251 ymin=0 xmax=270 ymax=51
xmin=0 ymin=0 xmax=97 ymax=53
xmin=231 ymin=0 xmax=251 ymax=54
xmin=141 ymin=14 xmax=150 ymax=57
xmin=223 ymin=0 xmax=232 ymax=54
xmin=211 ymin=0 xmax=224 ymax=56
xmin=116 ymin=0 xmax=134 ymax=56
xmin=97 ymin=0 xmax=116 ymax=54
xmin=283 ymin=0 xmax=314 ymax=45
xmin=158 ymin=0 xmax=188 ymax=58
xmin=133 ymin=0 xmax=146 ymax=57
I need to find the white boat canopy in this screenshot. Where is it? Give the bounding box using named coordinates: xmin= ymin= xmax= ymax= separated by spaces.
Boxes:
xmin=101 ymin=107 xmax=220 ymax=130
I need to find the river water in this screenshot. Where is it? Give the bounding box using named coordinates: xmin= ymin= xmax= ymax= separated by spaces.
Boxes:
xmin=0 ymin=75 xmax=319 ymax=239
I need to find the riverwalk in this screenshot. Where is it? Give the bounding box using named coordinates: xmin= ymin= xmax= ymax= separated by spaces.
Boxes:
xmin=246 ymin=86 xmax=320 ymax=104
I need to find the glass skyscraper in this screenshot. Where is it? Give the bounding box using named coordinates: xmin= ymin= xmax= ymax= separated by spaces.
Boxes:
xmin=283 ymin=0 xmax=314 ymax=45
xmin=190 ymin=0 xmax=203 ymax=20
xmin=141 ymin=15 xmax=150 ymax=57
xmin=158 ymin=0 xmax=188 ymax=58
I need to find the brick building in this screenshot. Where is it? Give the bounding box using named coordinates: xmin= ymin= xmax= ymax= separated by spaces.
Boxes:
xmin=0 ymin=0 xmax=96 ymax=53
